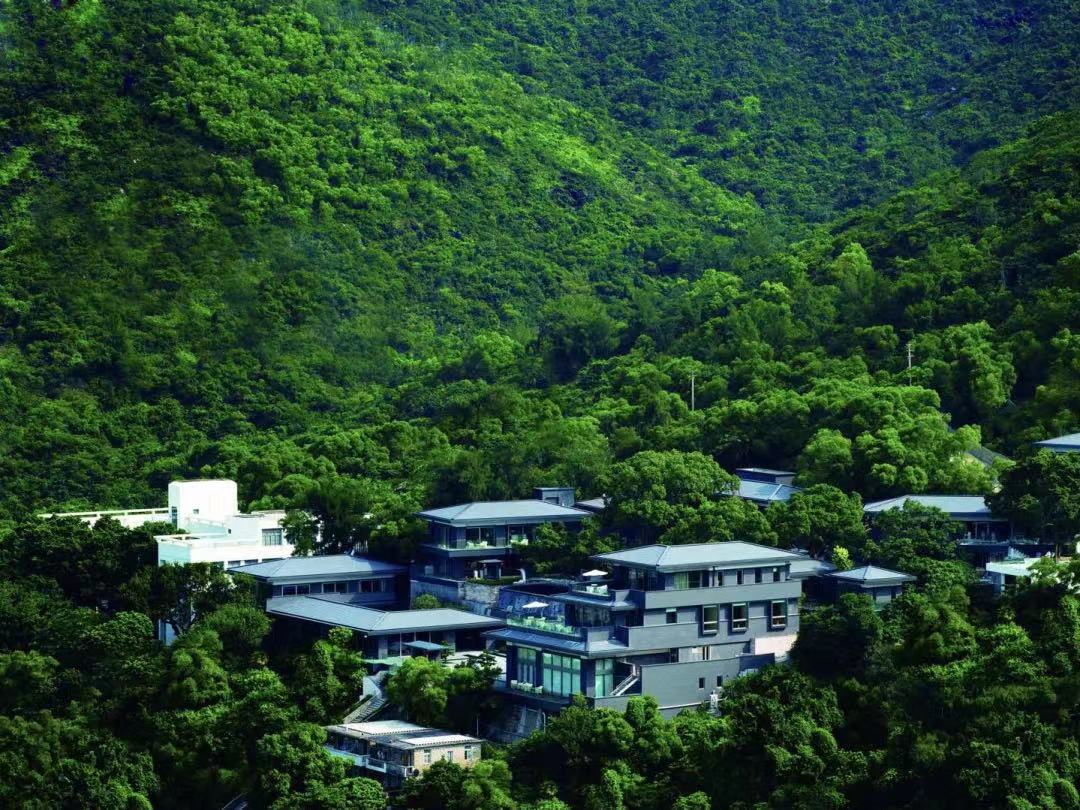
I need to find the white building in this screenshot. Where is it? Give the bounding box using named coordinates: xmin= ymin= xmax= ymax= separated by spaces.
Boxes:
xmin=43 ymin=479 xmax=295 ymax=569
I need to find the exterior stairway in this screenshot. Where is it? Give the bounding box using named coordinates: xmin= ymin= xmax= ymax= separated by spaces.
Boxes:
xmin=611 ymin=672 xmax=640 ymax=697
xmin=344 ymin=671 xmax=389 ymax=723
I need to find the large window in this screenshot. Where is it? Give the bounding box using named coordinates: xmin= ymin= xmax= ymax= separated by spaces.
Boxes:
xmin=465 ymin=527 xmax=495 ymax=546
xmin=516 ymin=647 xmax=538 ymax=684
xmin=594 ymin=658 xmax=614 ymax=697
xmin=687 ymin=645 xmax=711 ymax=662
xmin=322 ymin=581 xmax=349 ymax=594
xmin=731 ymin=603 xmax=749 ymax=632
xmin=282 ymin=584 xmax=310 ymax=596
xmin=360 ymin=579 xmax=386 ymax=593
xmin=770 ymin=600 xmax=788 ymax=629
xmin=542 ymin=653 xmax=581 ymax=696
xmin=507 ymin=525 xmax=530 ymax=543
xmin=666 ymin=608 xmax=678 ymax=625
xmin=262 ymin=528 xmax=284 ymax=546
xmin=673 ymin=570 xmax=706 ymax=590
xmin=772 ymin=567 xmax=782 ymax=583
xmin=755 ymin=568 xmax=764 ymax=583
xmin=736 ymin=570 xmax=745 ymax=585
xmin=702 ymin=604 xmax=719 ymax=634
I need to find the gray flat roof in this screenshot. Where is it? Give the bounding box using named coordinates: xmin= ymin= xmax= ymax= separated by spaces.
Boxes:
xmin=1035 ymin=433 xmax=1080 ymax=451
xmin=266 ymin=595 xmax=504 ymax=635
xmin=736 ymin=467 xmax=795 ymax=476
xmin=827 ymin=565 xmax=915 ymax=585
xmin=231 ymin=555 xmax=406 ymax=580
xmin=862 ymin=495 xmax=1001 ymax=519
xmin=417 ymin=500 xmax=590 ymax=525
xmin=594 ymin=542 xmax=804 ymax=572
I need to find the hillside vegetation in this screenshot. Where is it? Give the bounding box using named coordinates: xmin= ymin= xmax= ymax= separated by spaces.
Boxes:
xmin=1 ymin=0 xmax=1078 ymax=525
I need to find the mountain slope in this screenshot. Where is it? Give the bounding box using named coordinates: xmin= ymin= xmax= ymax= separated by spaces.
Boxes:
xmin=358 ymin=0 xmax=1080 ymax=224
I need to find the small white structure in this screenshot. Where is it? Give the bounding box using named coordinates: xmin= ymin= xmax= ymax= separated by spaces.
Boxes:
xmin=43 ymin=479 xmax=295 ymax=570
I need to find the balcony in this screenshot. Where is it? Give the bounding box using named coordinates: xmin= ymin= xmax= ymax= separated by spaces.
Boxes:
xmin=507 ymin=615 xmax=579 ymax=636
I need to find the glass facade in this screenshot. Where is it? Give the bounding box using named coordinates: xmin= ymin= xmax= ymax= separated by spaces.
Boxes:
xmin=542 ymin=653 xmax=581 ymax=696
xmin=594 ymin=658 xmax=614 ymax=697
xmin=517 ymin=647 xmax=538 ymax=684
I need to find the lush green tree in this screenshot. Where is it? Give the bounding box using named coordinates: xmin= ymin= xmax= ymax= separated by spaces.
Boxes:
xmin=767 ymin=484 xmax=867 ymax=557
xmin=989 ymin=450 xmax=1080 ymax=555
xmin=287 ymin=628 xmax=366 ymax=722
xmin=792 ymin=594 xmax=884 ymax=679
xmin=200 ymin=604 xmax=271 ymax=670
xmin=124 ymin=563 xmax=249 ymax=638
xmin=602 ymin=451 xmax=737 ymax=542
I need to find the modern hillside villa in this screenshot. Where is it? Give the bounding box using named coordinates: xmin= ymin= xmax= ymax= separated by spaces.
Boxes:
xmin=43 ymin=478 xmax=295 ymax=569
xmin=487 ymin=542 xmax=804 ymax=718
xmin=324 ymin=720 xmax=482 ymax=788
xmin=230 ymin=554 xmax=502 ymax=658
xmin=414 ymin=486 xmax=590 ymax=582
xmin=862 ymin=493 xmax=1059 ymax=564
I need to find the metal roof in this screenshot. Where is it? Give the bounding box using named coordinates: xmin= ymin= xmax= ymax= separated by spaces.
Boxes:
xmin=594 ymin=542 xmax=804 ymax=571
xmin=417 ymin=499 xmax=590 ymax=524
xmin=1035 ymin=433 xmax=1080 ymax=451
xmin=266 ymin=595 xmax=504 ymax=635
xmin=788 ymin=558 xmax=837 ymax=579
xmin=231 ymin=555 xmax=406 ymax=580
xmin=862 ymin=495 xmax=1001 ymax=519
xmin=574 ymin=497 xmax=608 ymax=512
xmin=736 ymin=467 xmax=796 ymax=476
xmin=826 ymin=565 xmax=915 ymax=585
xmin=736 ymin=479 xmax=801 ymax=503
xmin=392 ymin=734 xmax=480 ymax=748
xmin=332 ymin=720 xmax=430 ymax=737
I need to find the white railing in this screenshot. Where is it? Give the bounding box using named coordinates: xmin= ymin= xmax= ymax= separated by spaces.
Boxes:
xmin=39 ymin=508 xmax=170 ymax=520
xmin=611 ymin=673 xmax=640 ymax=697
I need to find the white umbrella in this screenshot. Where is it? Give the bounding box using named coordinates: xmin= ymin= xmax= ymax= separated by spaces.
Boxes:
xmin=522 ymin=600 xmax=549 ymax=609
xmin=582 ymin=569 xmax=608 ymax=578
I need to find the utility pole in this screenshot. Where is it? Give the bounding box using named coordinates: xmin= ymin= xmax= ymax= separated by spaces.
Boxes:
xmin=690 ymin=373 xmax=696 ymax=411
xmin=906 ymin=341 xmax=914 ymax=385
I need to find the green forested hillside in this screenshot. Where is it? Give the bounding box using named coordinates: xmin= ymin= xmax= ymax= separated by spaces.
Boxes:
xmin=1 ymin=0 xmax=1079 ymax=525
xmin=359 ymin=0 xmax=1080 ymax=223
xmin=4 ymin=2 xmax=1080 ymax=809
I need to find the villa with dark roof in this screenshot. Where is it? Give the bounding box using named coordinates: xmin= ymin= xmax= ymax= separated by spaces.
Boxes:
xmin=861 ymin=494 xmax=1057 ymax=565
xmin=824 ymin=565 xmax=915 ymax=607
xmin=487 ymin=541 xmax=804 ymax=718
xmin=414 ymin=487 xmax=590 ymax=582
xmin=265 ymin=595 xmax=503 ymax=658
xmin=232 ymin=554 xmax=409 ymax=608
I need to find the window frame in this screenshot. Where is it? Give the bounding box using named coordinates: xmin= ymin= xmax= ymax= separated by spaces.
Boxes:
xmin=261 ymin=528 xmax=284 ymax=547
xmin=666 ymin=608 xmax=678 ymax=625
xmin=770 ymin=600 xmax=788 ymax=630
xmin=730 ymin=603 xmax=749 ymax=632
xmin=701 ymin=604 xmax=719 ymax=635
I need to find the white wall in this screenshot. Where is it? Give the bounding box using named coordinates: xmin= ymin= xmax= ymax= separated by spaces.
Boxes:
xmin=168 ymin=480 xmax=239 ymax=527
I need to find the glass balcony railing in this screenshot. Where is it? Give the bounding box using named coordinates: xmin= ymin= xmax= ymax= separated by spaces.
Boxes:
xmin=507 ymin=616 xmax=579 ymax=635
